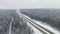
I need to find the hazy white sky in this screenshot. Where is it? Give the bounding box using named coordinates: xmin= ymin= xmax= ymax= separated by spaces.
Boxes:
xmin=0 ymin=0 xmax=60 ymax=9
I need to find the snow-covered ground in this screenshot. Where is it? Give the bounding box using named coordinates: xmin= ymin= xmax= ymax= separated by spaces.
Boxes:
xmin=23 ymin=14 xmax=60 ymax=34
xmin=16 ymin=10 xmax=43 ymax=34
xmin=26 ymin=22 xmax=43 ymax=34
xmin=32 ymin=19 xmax=60 ymax=34
xmin=9 ymin=17 xmax=13 ymax=34
xmin=27 ymin=22 xmax=42 ymax=34
xmin=16 ymin=9 xmax=60 ymax=34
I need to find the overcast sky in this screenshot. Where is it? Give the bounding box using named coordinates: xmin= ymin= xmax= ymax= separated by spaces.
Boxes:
xmin=0 ymin=0 xmax=60 ymax=9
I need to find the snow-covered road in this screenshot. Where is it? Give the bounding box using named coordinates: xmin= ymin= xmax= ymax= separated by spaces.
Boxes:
xmin=16 ymin=9 xmax=43 ymax=34
xmin=27 ymin=22 xmax=43 ymax=34
xmin=22 ymin=13 xmax=60 ymax=34
xmin=9 ymin=17 xmax=13 ymax=34
xmin=16 ymin=9 xmax=60 ymax=34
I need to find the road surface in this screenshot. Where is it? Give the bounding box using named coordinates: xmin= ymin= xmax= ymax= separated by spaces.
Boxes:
xmin=16 ymin=9 xmax=56 ymax=34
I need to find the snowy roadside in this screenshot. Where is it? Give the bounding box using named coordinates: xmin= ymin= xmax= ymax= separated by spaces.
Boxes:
xmin=16 ymin=10 xmax=43 ymax=34
xmin=32 ymin=19 xmax=60 ymax=34
xmin=22 ymin=14 xmax=60 ymax=34
xmin=26 ymin=22 xmax=43 ymax=34
xmin=16 ymin=10 xmax=60 ymax=34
